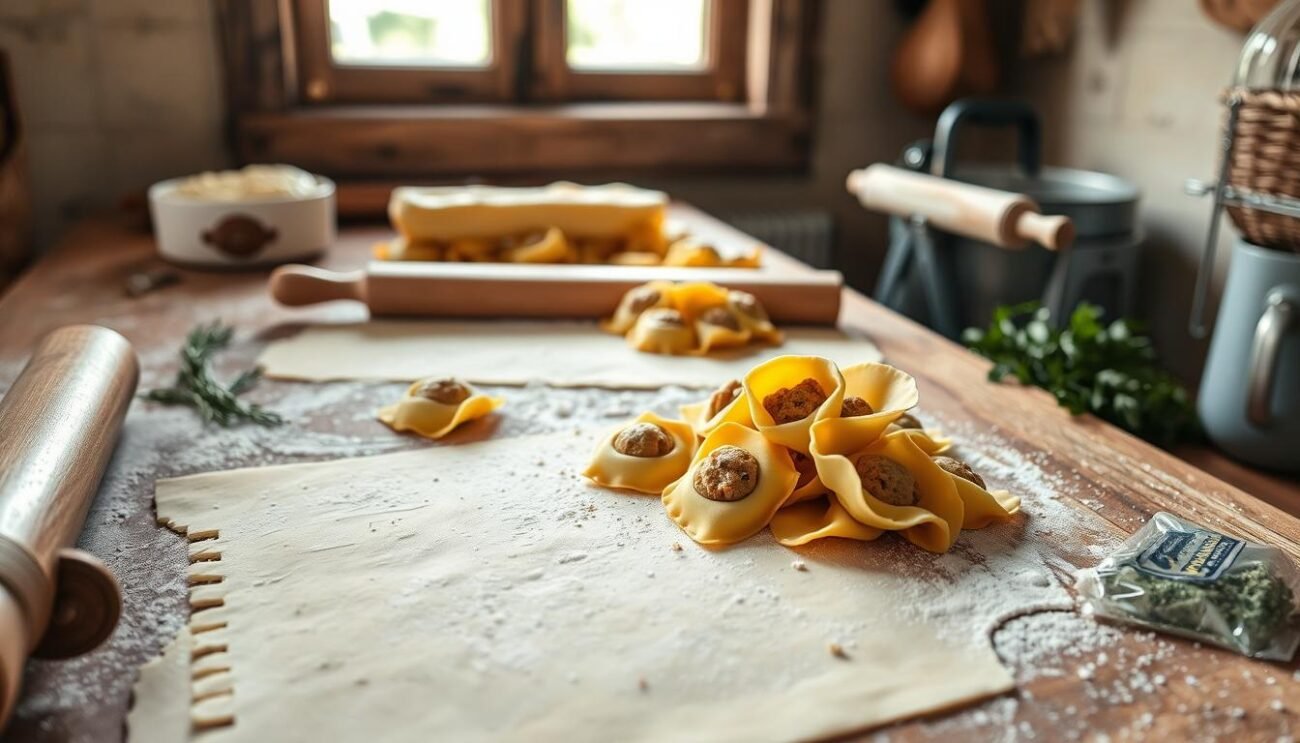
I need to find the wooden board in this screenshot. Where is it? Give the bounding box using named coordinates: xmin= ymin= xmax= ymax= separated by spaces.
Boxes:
xmin=0 ymin=204 xmax=1299 ymax=741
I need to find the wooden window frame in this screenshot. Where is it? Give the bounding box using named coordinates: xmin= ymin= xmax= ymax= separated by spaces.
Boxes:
xmin=531 ymin=0 xmax=748 ymax=103
xmin=293 ymin=0 xmax=523 ymax=104
xmin=215 ymin=0 xmax=818 ymax=179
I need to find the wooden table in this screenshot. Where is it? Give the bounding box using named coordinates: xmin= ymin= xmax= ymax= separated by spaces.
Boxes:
xmin=1 ymin=209 xmax=1299 ymax=742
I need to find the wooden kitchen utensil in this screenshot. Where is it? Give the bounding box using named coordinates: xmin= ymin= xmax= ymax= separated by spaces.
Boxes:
xmin=891 ymin=0 xmax=999 ymax=115
xmin=270 ymin=263 xmax=845 ymax=325
xmin=846 ymin=163 xmax=1075 ymax=251
xmin=0 ymin=326 xmax=137 ymax=728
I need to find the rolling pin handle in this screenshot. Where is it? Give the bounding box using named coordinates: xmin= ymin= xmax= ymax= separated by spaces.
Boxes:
xmin=32 ymin=549 xmax=121 ymax=660
xmin=269 ymin=265 xmax=367 ymax=307
xmin=1015 ymin=212 xmax=1075 ymax=252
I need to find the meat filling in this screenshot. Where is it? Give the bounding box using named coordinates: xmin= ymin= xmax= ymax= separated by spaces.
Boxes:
xmin=840 ymin=396 xmax=874 ymax=417
xmin=693 ymin=445 xmax=761 ymax=502
xmin=933 ymin=456 xmax=985 ymax=489
xmin=613 ymin=423 xmax=676 ymax=458
xmin=414 ymin=378 xmax=472 ymax=405
xmin=699 ymin=307 xmax=741 ymax=331
xmin=853 ymin=454 xmax=919 ymax=507
xmin=763 ymin=378 xmax=828 ymax=424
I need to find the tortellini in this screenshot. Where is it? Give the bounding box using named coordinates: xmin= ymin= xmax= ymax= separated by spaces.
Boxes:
xmin=694 ymin=306 xmax=750 ymax=353
xmin=661 ymin=423 xmax=799 ymax=546
xmin=887 ymin=411 xmax=954 ymax=455
xmin=896 ymin=427 xmax=954 ymax=456
xmin=810 ymin=425 xmax=964 ymax=553
xmin=662 ymin=237 xmax=762 ymax=268
xmin=601 ymin=281 xmax=674 ymax=335
xmin=935 ymin=456 xmax=1021 ymax=529
xmin=679 ymin=379 xmax=752 ymax=438
xmin=584 ymin=355 xmax=1021 ymax=554
xmin=446 ymin=237 xmax=496 ymax=262
xmin=726 ymin=290 xmax=781 ymax=343
xmin=827 ymin=362 xmax=922 ymax=452
xmin=378 ymin=377 xmax=503 ymax=439
xmin=506 ymin=227 xmax=572 ymax=263
xmin=377 ymin=204 xmax=761 ymax=268
xmin=744 ymin=355 xmax=845 ymax=454
xmin=770 ymin=497 xmax=884 ymax=547
xmin=663 ymin=238 xmax=724 ymax=267
xmin=602 ymin=281 xmax=783 ymax=356
xmin=582 ymin=413 xmax=697 ymax=494
xmin=628 ymin=309 xmax=697 ymax=355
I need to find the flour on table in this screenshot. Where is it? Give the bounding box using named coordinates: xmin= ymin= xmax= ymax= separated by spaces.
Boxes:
xmin=133 ymin=432 xmax=1019 ymax=742
xmin=257 ymin=320 xmax=883 ymax=388
xmin=8 ymin=321 xmax=1184 ymax=742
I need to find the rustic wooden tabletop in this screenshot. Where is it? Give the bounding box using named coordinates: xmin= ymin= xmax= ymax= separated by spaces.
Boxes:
xmin=1 ymin=208 xmax=1299 ymax=742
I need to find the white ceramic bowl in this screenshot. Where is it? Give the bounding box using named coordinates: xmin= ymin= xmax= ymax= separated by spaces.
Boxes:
xmin=148 ymin=174 xmax=336 ymax=268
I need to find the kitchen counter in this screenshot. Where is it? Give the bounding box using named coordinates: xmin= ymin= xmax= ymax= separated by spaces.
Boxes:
xmin=2 ymin=208 xmax=1300 ymax=741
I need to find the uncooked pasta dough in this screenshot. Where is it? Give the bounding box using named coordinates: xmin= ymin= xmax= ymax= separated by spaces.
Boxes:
xmin=131 ymin=432 xmax=1013 ymax=742
xmin=258 ymin=321 xmax=882 ymax=389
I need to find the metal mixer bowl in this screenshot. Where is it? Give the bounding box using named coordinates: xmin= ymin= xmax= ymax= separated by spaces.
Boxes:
xmin=949 ymin=164 xmax=1141 ymax=327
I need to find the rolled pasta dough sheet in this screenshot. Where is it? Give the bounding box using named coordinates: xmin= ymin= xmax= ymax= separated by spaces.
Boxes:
xmin=132 ymin=432 xmax=1014 ymax=743
xmin=257 ymin=321 xmax=882 ymax=388
xmin=126 ymin=628 xmax=192 ymax=742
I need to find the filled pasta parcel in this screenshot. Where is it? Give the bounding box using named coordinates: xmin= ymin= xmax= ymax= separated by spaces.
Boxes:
xmin=1076 ymin=512 xmax=1300 ymax=660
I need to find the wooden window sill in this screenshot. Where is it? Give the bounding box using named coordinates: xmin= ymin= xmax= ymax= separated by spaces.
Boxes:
xmin=237 ymin=102 xmax=811 ymax=177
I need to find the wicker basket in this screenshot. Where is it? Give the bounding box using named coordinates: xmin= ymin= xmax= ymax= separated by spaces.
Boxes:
xmin=1225 ymin=88 xmax=1300 ymax=253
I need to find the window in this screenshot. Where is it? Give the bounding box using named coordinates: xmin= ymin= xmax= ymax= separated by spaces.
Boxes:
xmin=217 ymin=0 xmax=815 ymax=178
xmin=328 ymin=1 xmax=493 ymax=67
xmin=533 ymin=0 xmax=746 ymax=102
xmin=294 ymin=0 xmax=516 ymax=102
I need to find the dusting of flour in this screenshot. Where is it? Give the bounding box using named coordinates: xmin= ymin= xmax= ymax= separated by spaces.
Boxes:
xmin=8 ymin=340 xmax=1287 ymax=742
xmin=8 ymin=337 xmax=706 ymax=743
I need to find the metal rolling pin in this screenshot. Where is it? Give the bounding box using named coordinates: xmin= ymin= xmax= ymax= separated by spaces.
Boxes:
xmin=0 ymin=325 xmax=137 ymax=727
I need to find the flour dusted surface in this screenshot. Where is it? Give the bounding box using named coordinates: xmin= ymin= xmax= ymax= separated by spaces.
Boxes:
xmin=7 ymin=365 xmax=703 ymax=742
xmin=141 ymin=432 xmax=1016 ymax=742
xmin=13 ymin=336 xmax=1294 ymax=741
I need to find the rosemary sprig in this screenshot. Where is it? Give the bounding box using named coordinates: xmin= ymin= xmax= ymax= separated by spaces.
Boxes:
xmin=143 ymin=322 xmax=284 ymax=427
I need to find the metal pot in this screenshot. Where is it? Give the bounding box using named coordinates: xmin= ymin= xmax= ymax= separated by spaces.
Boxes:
xmin=937 ymin=100 xmax=1143 ymax=328
xmin=878 ymin=99 xmax=1143 ymax=335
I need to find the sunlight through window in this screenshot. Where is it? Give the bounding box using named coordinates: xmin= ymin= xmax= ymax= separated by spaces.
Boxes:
xmin=566 ymin=0 xmax=709 ymax=71
xmin=328 ymin=0 xmax=492 ymax=68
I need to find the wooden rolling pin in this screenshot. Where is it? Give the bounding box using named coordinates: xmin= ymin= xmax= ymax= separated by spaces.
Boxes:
xmin=846 ymin=163 xmax=1075 ymax=250
xmin=270 ymin=262 xmax=844 ymax=325
xmin=0 ymin=326 xmax=136 ymax=728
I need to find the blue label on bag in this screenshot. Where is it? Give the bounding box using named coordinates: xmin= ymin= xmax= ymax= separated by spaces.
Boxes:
xmin=1134 ymin=528 xmax=1245 ymax=583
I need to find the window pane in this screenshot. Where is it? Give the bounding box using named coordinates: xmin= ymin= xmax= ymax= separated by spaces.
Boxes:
xmin=328 ymin=0 xmax=492 ymax=68
xmin=566 ymin=0 xmax=709 ymax=71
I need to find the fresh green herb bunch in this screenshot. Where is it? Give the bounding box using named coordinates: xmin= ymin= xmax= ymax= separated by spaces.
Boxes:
xmin=143 ymin=322 xmax=284 ymax=427
xmin=962 ymin=302 xmax=1199 ymax=446
xmin=1103 ymin=563 xmax=1294 ymax=655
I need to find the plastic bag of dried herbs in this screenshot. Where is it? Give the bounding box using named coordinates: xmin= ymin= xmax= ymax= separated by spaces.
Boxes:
xmin=1076 ymin=512 xmax=1300 ymax=660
